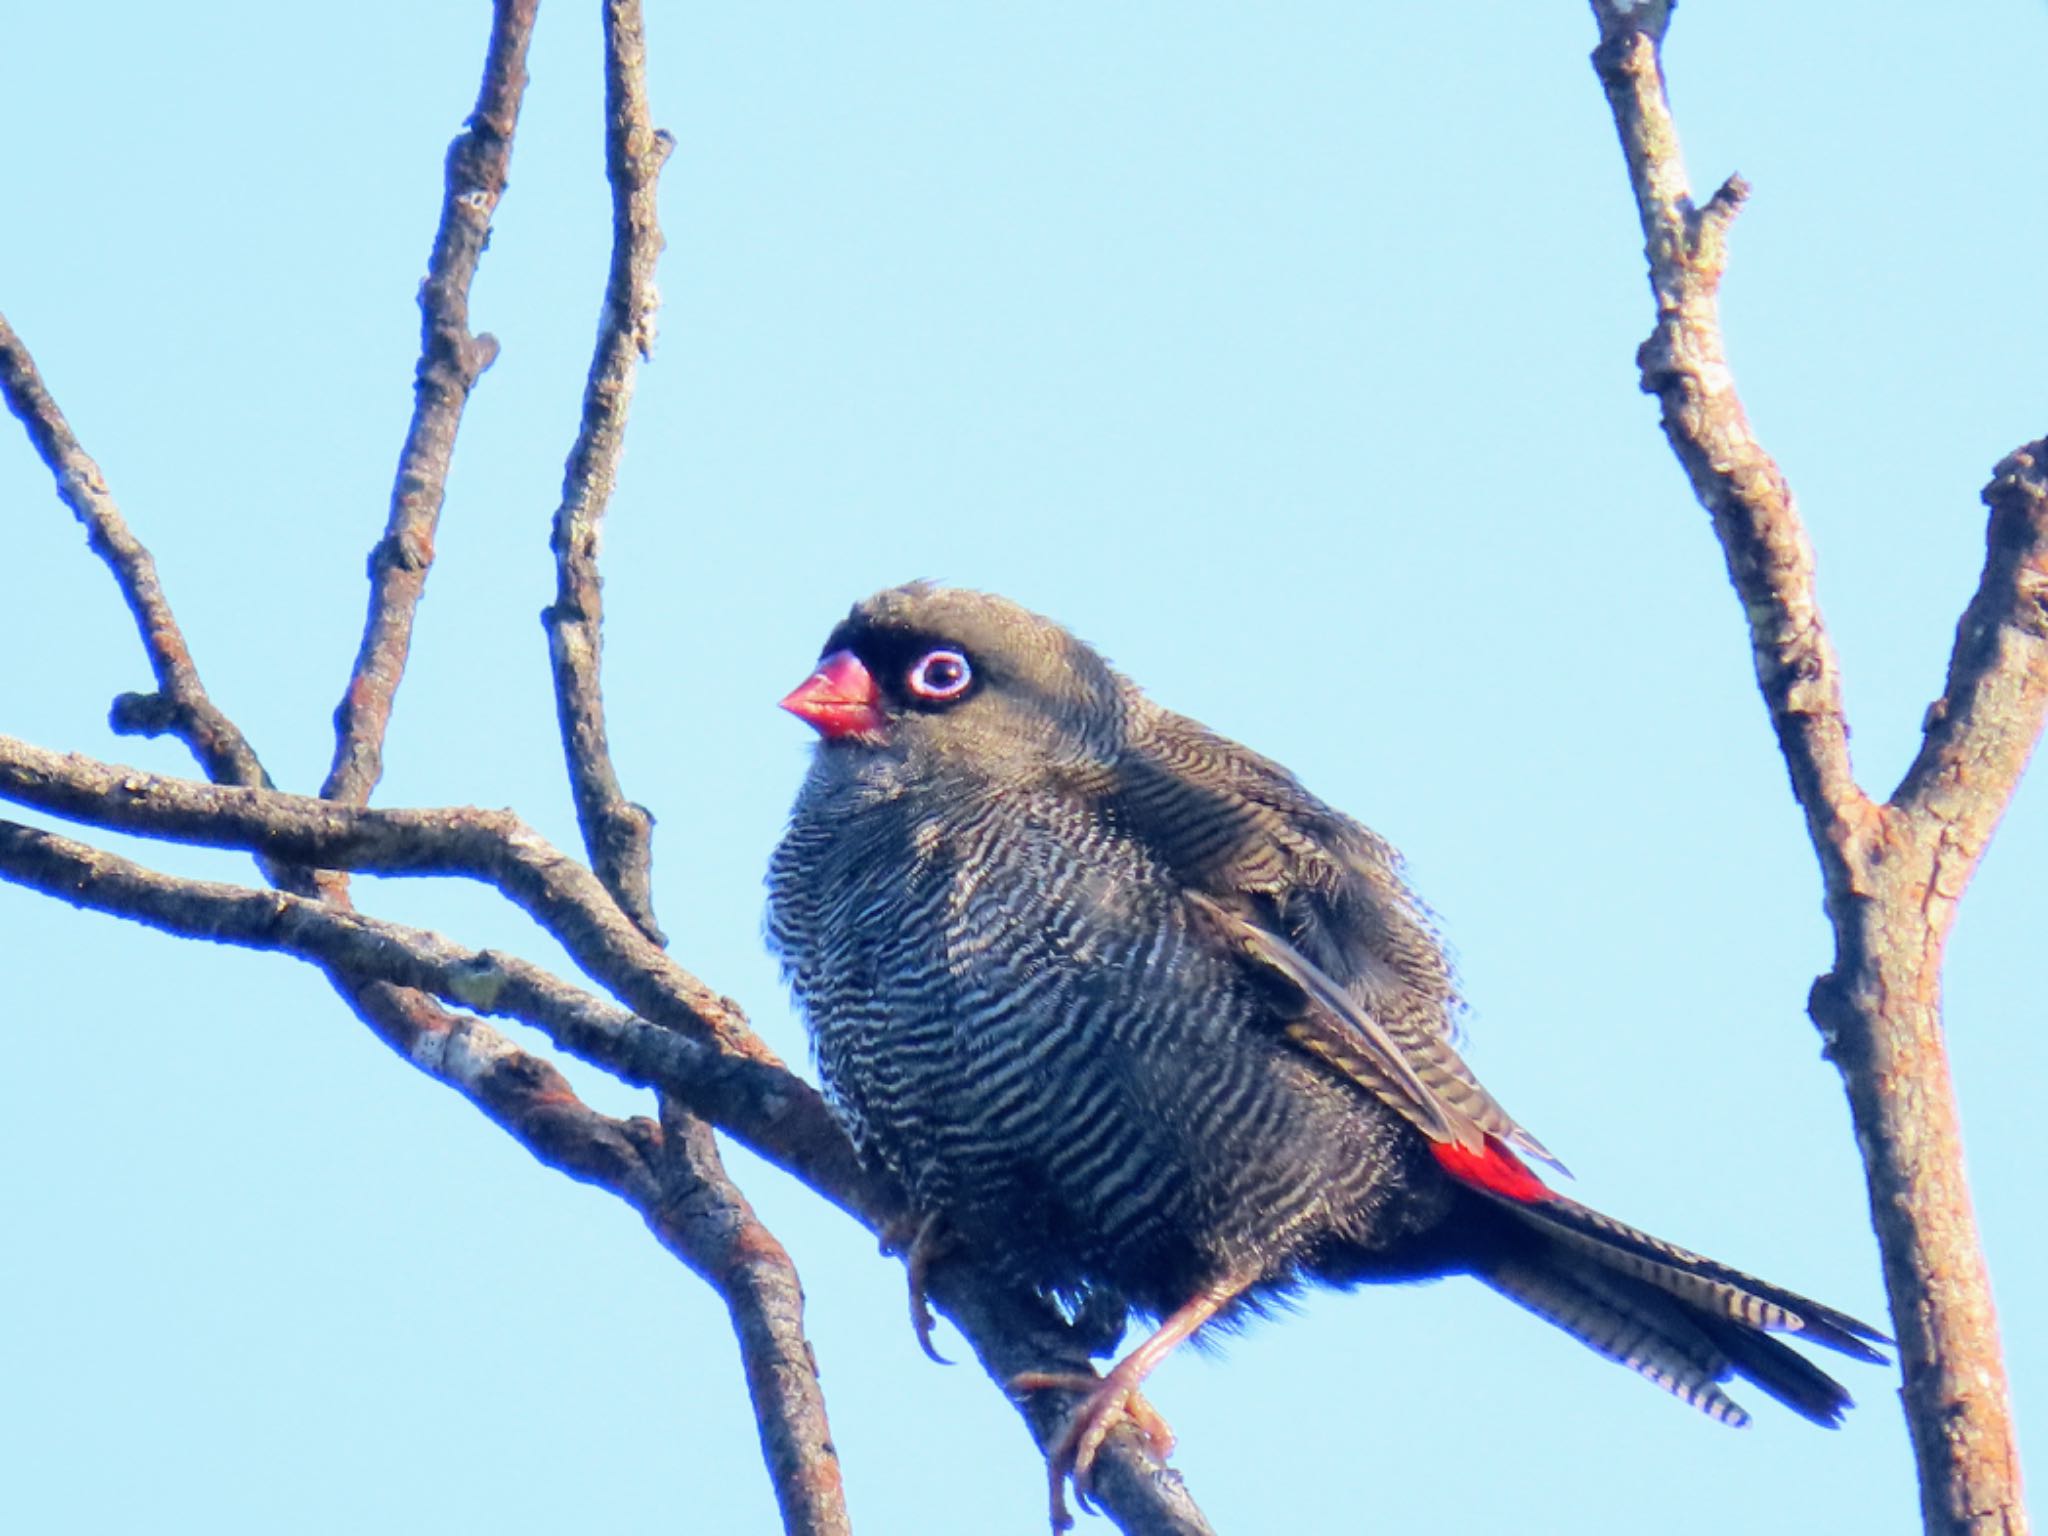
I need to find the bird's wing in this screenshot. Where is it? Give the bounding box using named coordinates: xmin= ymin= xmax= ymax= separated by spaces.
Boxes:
xmin=1184 ymin=888 xmax=1482 ymax=1149
xmin=1111 ymin=704 xmax=1564 ymax=1171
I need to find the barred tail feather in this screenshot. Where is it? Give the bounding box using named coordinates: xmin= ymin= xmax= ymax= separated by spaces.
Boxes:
xmin=1481 ymin=1255 xmax=1753 ymax=1425
xmin=1509 ymin=1193 xmax=1889 ymax=1363
xmin=1466 ymin=1191 xmax=1888 ymax=1427
xmin=1693 ymin=1308 xmax=1868 ymax=1427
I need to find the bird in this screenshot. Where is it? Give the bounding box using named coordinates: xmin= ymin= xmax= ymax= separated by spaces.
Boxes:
xmin=766 ymin=582 xmax=1888 ymax=1528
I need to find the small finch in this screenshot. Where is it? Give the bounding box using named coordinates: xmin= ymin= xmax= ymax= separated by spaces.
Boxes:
xmin=767 ymin=583 xmax=1886 ymax=1527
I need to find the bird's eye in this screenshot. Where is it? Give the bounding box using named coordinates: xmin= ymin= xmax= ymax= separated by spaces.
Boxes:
xmin=905 ymin=648 xmax=973 ymax=703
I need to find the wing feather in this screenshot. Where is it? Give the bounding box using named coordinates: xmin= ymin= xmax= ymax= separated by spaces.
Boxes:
xmin=1111 ymin=700 xmax=1563 ymax=1170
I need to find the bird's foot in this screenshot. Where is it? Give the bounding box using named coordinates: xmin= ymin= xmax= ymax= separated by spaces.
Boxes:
xmin=879 ymin=1211 xmax=954 ymax=1364
xmin=1010 ymin=1274 xmax=1247 ymax=1529
xmin=1009 ymin=1368 xmax=1177 ymax=1531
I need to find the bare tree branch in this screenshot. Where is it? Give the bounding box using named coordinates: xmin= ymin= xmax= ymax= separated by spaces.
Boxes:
xmin=0 ymin=83 xmax=618 ymax=1277
xmin=0 ymin=735 xmax=887 ymax=1229
xmin=1587 ymin=4 xmax=1867 ymax=855
xmin=265 ymin=5 xmax=663 ymax=1272
xmin=0 ymin=313 xmax=268 ymax=788
xmin=545 ymin=0 xmax=675 ymax=946
xmin=354 ymin=977 xmax=853 ymax=1536
xmin=1897 ymin=448 xmax=2048 ymax=849
xmin=0 ymin=814 xmax=807 ymax=1156
xmin=321 ymin=0 xmax=538 ymax=808
xmin=536 ymin=13 xmax=848 ymax=1525
xmin=2 ymin=2 xmax=1221 ymax=1525
xmin=7 ymin=9 xmax=853 ymax=1532
xmin=1587 ymin=6 xmax=2036 ymax=1533
xmin=0 ymin=737 xmax=1207 ymax=1531
xmin=648 ymin=1101 xmax=850 ymax=1536
xmin=342 ymin=963 xmax=854 ymax=1532
xmin=348 ymin=966 xmax=666 ymax=1199
xmin=0 ymin=738 xmax=784 ymax=1065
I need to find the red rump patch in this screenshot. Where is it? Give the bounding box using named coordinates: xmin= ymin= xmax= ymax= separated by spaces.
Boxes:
xmin=1431 ymin=1137 xmax=1554 ymax=1203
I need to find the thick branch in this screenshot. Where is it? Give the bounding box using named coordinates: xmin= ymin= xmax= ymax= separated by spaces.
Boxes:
xmin=649 ymin=1100 xmax=849 ymax=1536
xmin=0 ymin=738 xmax=780 ymax=1068
xmin=1589 ymin=6 xmax=2033 ymax=1534
xmin=1817 ymin=443 xmax=2048 ymax=1536
xmin=321 ymin=0 xmax=537 ymax=807
xmin=0 ymin=786 xmax=1204 ymax=1531
xmin=0 ymin=815 xmax=867 ymax=1219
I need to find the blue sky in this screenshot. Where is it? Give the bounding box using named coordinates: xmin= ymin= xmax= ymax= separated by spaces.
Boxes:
xmin=3 ymin=5 xmax=2041 ymax=1533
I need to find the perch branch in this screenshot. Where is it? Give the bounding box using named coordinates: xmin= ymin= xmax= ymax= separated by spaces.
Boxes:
xmin=2 ymin=5 xmax=1216 ymax=1525
xmin=0 ymin=764 xmax=1204 ymax=1532
xmin=928 ymin=1269 xmax=1220 ymax=1536
xmin=0 ymin=738 xmax=784 ymax=1068
xmin=650 ymin=1101 xmax=849 ymax=1536
xmin=0 ymin=815 xmax=857 ymax=1201
xmin=1589 ymin=6 xmax=2035 ymax=1533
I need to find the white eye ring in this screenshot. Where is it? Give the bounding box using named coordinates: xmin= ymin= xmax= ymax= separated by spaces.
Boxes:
xmin=905 ymin=648 xmax=973 ymax=702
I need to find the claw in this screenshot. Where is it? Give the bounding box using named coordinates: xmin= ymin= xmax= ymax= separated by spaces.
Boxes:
xmin=881 ymin=1211 xmax=955 ymax=1364
xmin=1010 ymin=1371 xmax=1175 ymax=1530
xmin=905 ymin=1213 xmax=954 ymax=1364
xmin=1008 ymin=1274 xmax=1249 ymax=1531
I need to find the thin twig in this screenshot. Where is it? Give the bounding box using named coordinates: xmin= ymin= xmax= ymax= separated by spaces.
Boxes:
xmin=1587 ymin=6 xmax=2035 ymax=1533
xmin=544 ymin=0 xmax=675 ymax=945
xmin=1587 ymin=10 xmax=1870 ymax=863
xmin=322 ymin=0 xmax=539 ymax=808
xmin=1895 ymin=445 xmax=2048 ymax=847
xmin=0 ymin=313 xmax=268 ymax=788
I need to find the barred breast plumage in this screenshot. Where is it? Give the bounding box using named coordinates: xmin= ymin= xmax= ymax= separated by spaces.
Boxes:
xmin=765 ymin=582 xmax=1886 ymax=1528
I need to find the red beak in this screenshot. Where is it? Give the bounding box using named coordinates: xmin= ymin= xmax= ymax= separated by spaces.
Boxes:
xmin=780 ymin=649 xmax=885 ymax=740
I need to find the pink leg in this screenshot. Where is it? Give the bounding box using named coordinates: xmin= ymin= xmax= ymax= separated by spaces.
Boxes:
xmin=1011 ymin=1274 xmax=1251 ymax=1531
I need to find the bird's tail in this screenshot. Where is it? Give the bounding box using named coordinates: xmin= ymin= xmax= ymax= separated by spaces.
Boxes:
xmin=1454 ymin=1152 xmax=1889 ymax=1426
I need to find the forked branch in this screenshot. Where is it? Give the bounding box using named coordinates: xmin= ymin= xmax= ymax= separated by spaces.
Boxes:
xmin=1588 ymin=5 xmax=2039 ymax=1533
xmin=0 ymin=4 xmax=1211 ymax=1527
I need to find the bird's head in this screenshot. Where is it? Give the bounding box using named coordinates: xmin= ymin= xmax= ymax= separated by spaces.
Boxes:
xmin=780 ymin=583 xmax=1126 ymax=782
